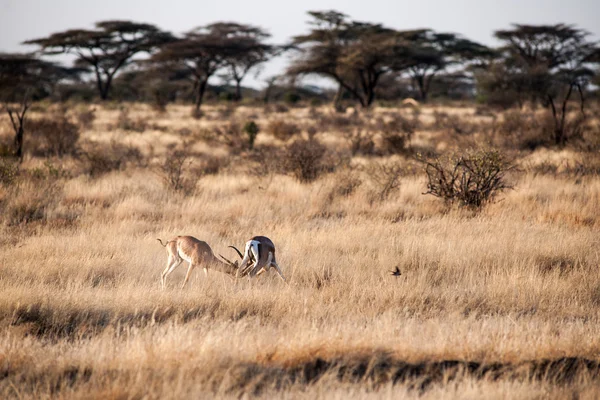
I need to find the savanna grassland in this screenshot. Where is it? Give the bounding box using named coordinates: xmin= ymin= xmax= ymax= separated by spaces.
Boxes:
xmin=0 ymin=102 xmax=599 ymax=399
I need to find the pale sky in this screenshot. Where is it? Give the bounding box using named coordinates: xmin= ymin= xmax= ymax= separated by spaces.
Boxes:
xmin=1 ymin=0 xmax=598 ymax=88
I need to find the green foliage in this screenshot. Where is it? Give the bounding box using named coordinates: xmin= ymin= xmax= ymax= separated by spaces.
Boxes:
xmin=243 ymin=121 xmax=260 ymax=150
xmin=284 ymin=92 xmax=301 ymax=104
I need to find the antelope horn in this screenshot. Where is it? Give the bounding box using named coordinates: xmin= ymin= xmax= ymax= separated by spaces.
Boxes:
xmin=219 ymin=254 xmax=236 ymax=266
xmin=229 ymin=245 xmax=244 ymax=260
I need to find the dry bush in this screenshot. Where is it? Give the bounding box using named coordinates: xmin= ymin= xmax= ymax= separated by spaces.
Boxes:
xmin=190 ymin=155 xmax=229 ymax=177
xmin=267 ymin=119 xmax=301 ymax=141
xmin=319 ymin=112 xmax=364 ymax=133
xmin=284 ymin=138 xmax=327 ymax=182
xmin=26 ymin=111 xmax=80 ymax=157
xmin=326 ymin=169 xmax=362 ymax=203
xmin=213 ymin=120 xmax=248 ymax=153
xmin=497 ymin=109 xmax=553 ymax=150
xmin=76 ymin=107 xmax=96 ymax=130
xmin=377 ymin=114 xmax=418 ymax=154
xmin=157 ymin=150 xmax=195 ymax=194
xmin=367 ymin=162 xmax=403 ymax=202
xmin=422 ymin=149 xmax=515 ymax=209
xmin=81 ymin=141 xmax=144 ymax=177
xmin=430 ymin=111 xmax=479 ymax=136
xmin=0 ymin=158 xmax=19 ymax=186
xmin=0 ymin=164 xmax=65 ymax=226
xmin=344 ymin=129 xmax=375 ymax=156
xmin=115 ymin=107 xmax=148 ymax=132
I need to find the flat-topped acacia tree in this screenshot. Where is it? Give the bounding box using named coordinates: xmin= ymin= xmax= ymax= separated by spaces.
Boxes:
xmin=212 ymin=22 xmax=275 ymax=101
xmin=399 ymin=30 xmax=493 ymax=102
xmin=494 ymin=24 xmax=600 ymax=145
xmin=151 ymin=23 xmax=263 ymax=113
xmin=24 ymin=21 xmax=174 ymax=100
xmin=289 ymin=10 xmax=418 ymax=108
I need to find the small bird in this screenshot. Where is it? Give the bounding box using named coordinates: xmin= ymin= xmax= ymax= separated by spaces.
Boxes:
xmin=389 ymin=266 xmax=401 ymax=277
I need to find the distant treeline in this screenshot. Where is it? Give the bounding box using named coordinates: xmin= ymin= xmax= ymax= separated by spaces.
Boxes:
xmin=1 ymin=10 xmax=599 ymax=157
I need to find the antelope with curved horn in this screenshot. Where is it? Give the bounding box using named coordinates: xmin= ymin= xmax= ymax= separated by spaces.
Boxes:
xmin=157 ymin=236 xmax=240 ymax=289
xmin=229 ymin=236 xmax=287 ymax=283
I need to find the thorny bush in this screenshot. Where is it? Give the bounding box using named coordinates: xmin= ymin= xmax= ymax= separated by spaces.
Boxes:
xmin=422 ymin=149 xmax=515 ymax=209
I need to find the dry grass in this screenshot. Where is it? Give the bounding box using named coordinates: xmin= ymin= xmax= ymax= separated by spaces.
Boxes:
xmin=0 ymin=103 xmax=599 ymax=398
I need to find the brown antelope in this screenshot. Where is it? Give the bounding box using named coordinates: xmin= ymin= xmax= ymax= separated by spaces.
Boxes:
xmin=157 ymin=236 xmax=240 ymax=289
xmin=229 ymin=236 xmax=287 ymax=283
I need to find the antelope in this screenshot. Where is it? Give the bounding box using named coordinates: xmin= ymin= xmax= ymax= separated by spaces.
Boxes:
xmin=229 ymin=236 xmax=287 ymax=283
xmin=157 ymin=236 xmax=240 ymax=289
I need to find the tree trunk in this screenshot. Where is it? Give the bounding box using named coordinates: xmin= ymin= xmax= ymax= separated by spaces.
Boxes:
xmin=415 ymin=76 xmax=428 ymax=102
xmin=333 ymin=84 xmax=344 ymax=112
xmin=195 ymin=79 xmax=208 ymax=112
xmin=7 ymin=104 xmax=28 ymax=162
xmin=234 ymin=79 xmax=242 ymax=101
xmin=13 ymin=124 xmax=24 ymax=160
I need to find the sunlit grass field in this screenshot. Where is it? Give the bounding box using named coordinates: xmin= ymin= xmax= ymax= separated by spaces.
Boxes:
xmin=0 ymin=103 xmax=599 ymax=398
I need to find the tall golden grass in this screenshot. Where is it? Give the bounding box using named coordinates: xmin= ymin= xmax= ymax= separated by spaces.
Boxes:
xmin=0 ymin=103 xmax=599 ymax=399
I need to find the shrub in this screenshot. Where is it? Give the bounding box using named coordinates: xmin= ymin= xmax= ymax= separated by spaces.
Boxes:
xmin=422 ymin=149 xmax=514 ymax=209
xmin=0 ymin=158 xmax=19 ymax=186
xmin=76 ymin=108 xmax=96 ymax=130
xmin=284 ymin=139 xmax=327 ymax=182
xmin=157 ymin=150 xmax=194 ymax=194
xmin=267 ymin=119 xmax=300 ymax=141
xmin=0 ymin=172 xmax=63 ymax=226
xmin=81 ymin=141 xmax=144 ymax=177
xmin=115 ymin=107 xmax=147 ymax=132
xmin=344 ymin=129 xmax=375 ymax=156
xmin=243 ymin=121 xmax=260 ymax=150
xmin=27 ymin=111 xmax=80 ymax=157
xmin=376 ymin=114 xmax=418 ymax=154
xmin=284 ymin=92 xmax=301 ymax=105
xmin=367 ymin=162 xmax=403 ymax=202
xmin=327 ymin=170 xmax=362 ymax=202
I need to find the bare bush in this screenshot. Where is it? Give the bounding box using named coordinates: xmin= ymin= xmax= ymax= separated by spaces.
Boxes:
xmin=27 ymin=111 xmax=80 ymax=157
xmin=377 ymin=114 xmax=418 ymax=154
xmin=284 ymin=138 xmax=327 ymax=182
xmin=0 ymin=165 xmax=65 ymax=226
xmin=267 ymin=119 xmax=300 ymax=141
xmin=367 ymin=162 xmax=403 ymax=202
xmin=430 ymin=111 xmax=478 ymax=135
xmin=157 ymin=150 xmax=194 ymax=194
xmin=0 ymin=158 xmax=19 ymax=186
xmin=422 ymin=149 xmax=515 ymax=209
xmin=327 ymin=170 xmax=362 ymax=203
xmin=344 ymin=129 xmax=375 ymax=156
xmin=115 ymin=107 xmax=147 ymax=132
xmin=76 ymin=108 xmax=96 ymax=130
xmin=82 ymin=141 xmax=144 ymax=177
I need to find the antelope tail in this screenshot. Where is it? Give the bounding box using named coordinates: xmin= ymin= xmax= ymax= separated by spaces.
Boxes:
xmin=157 ymin=238 xmax=169 ymax=247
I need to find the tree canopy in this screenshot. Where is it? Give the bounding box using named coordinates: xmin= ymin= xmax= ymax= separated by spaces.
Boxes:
xmin=25 ymin=20 xmax=174 ymax=100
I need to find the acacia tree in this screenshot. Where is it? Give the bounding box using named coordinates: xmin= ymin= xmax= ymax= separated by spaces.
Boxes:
xmin=213 ymin=22 xmax=275 ymax=101
xmin=0 ymin=54 xmax=77 ymax=159
xmin=289 ymin=11 xmax=416 ymax=108
xmin=494 ymin=24 xmax=599 ymax=145
xmin=151 ymin=23 xmax=247 ymax=113
xmin=399 ymin=30 xmax=492 ymax=102
xmin=24 ymin=20 xmax=174 ymax=100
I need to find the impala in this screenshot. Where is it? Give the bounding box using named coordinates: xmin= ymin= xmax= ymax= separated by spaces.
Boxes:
xmin=229 ymin=236 xmax=287 ymax=283
xmin=157 ymin=236 xmax=240 ymax=289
